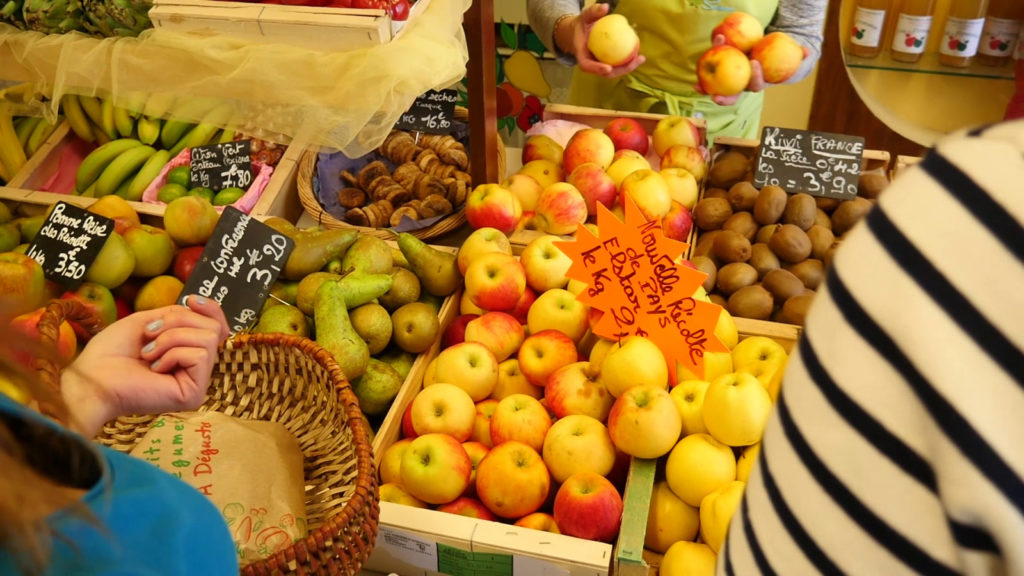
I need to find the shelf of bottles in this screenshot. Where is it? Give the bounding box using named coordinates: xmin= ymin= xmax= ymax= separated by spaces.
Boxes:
xmin=844 ymin=0 xmax=1021 ymax=81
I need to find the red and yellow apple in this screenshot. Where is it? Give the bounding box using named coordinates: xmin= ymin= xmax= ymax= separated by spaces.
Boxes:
xmin=586 ymin=13 xmax=640 ymax=67
xmin=544 ymin=361 xmax=615 ymax=422
xmin=400 ymin=432 xmax=473 ymax=505
xmin=661 ymin=200 xmax=694 ymax=242
xmin=475 ymin=440 xmax=551 ymax=519
xmin=461 ymin=440 xmax=490 ymax=496
xmin=489 ymin=393 xmax=552 ymax=452
xmin=651 ymin=115 xmax=702 ymax=158
xmin=619 ymin=168 xmax=673 ymax=221
xmin=470 ymin=398 xmax=499 ymax=447
xmin=534 ymin=182 xmax=588 ymax=236
xmin=521 ymin=134 xmax=564 ymax=166
xmin=552 ymin=471 xmax=623 ymax=543
xmin=696 ymin=44 xmax=753 ymax=97
xmin=542 ymin=414 xmax=617 ymax=484
xmin=562 ymin=128 xmax=616 ymax=175
xmin=501 ymin=173 xmax=545 ymax=212
xmin=751 ymin=31 xmax=805 ymax=84
xmin=410 ymin=382 xmax=477 ymax=441
xmin=660 ymin=144 xmax=708 ymax=184
xmin=567 ymin=162 xmax=617 ymax=217
xmin=607 ymin=384 xmax=682 ymax=458
xmin=437 ymin=496 xmax=498 ymax=521
xmin=0 ymin=251 xmax=47 ymax=318
xmin=514 ymin=512 xmax=560 ymax=534
xmin=519 ymin=234 xmax=573 ymax=293
xmin=492 ymin=358 xmax=542 ymax=401
xmin=464 ymin=311 xmax=524 ymax=362
xmin=465 ymin=183 xmax=523 ymax=235
xmin=457 ymin=226 xmax=513 ymax=276
xmin=712 ymin=11 xmax=765 ymax=53
xmin=518 ymin=329 xmax=580 ymax=388
xmin=464 ymin=252 xmax=526 ymax=312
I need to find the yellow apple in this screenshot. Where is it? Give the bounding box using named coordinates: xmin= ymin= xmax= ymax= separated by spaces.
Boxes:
xmin=699 ymin=480 xmax=746 ymax=553
xmin=518 ymin=159 xmax=564 ymax=191
xmin=652 ymin=115 xmax=702 ymax=158
xmin=619 ymin=168 xmax=672 ymax=221
xmin=676 ymin=350 xmax=733 ymax=384
xmin=489 ymin=393 xmax=552 ymax=452
xmin=645 ymin=480 xmax=699 ymax=554
xmin=464 ymin=311 xmax=525 ymax=362
xmin=379 ymin=482 xmax=429 ymax=508
xmin=521 ymin=134 xmax=564 ymax=166
xmin=534 ymin=182 xmax=589 ymax=236
xmin=660 ymin=167 xmax=699 ymax=210
xmin=464 ymin=252 xmax=526 ymax=312
xmin=712 ymin=11 xmax=765 ymax=53
xmin=696 ymin=44 xmax=752 ymax=97
xmin=457 ymin=226 xmax=513 ymax=276
xmin=475 ymin=440 xmax=551 ymax=519
xmin=665 ymin=432 xmax=736 ymax=507
xmin=598 ymin=335 xmax=669 ymax=397
xmin=715 ymin=307 xmax=739 ymax=350
xmin=607 ymin=384 xmax=682 ymax=458
xmin=430 ymin=342 xmax=499 ymax=402
xmin=461 ymin=440 xmax=490 ymax=497
xmin=378 ymin=437 xmax=414 ymax=486
xmin=702 ymin=372 xmax=773 ymax=447
xmin=750 ymin=31 xmax=804 ymax=84
xmin=731 ymin=336 xmax=788 ymax=388
xmin=586 ymin=13 xmax=640 ymax=66
xmin=526 ymin=287 xmax=590 ymax=344
xmin=400 ymin=432 xmax=473 ymax=505
xmin=605 ymin=152 xmax=651 ymax=188
xmin=660 ymin=540 xmax=717 ymax=576
xmin=520 ymin=233 xmax=573 ymax=292
xmin=670 ymin=379 xmax=710 ymax=437
xmin=542 ymin=414 xmax=617 ymax=484
xmin=501 ymin=173 xmax=545 ymax=212
xmin=470 ymin=398 xmax=499 ymax=446
xmin=514 ymin=512 xmax=560 ymax=534
xmin=491 ymin=358 xmax=542 ymax=401
xmin=410 ymin=382 xmax=477 ymax=441
xmin=660 ymin=144 xmax=708 ymax=184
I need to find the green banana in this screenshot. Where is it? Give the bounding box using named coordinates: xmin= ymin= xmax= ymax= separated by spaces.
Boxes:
xmin=167 ymin=105 xmax=234 ymax=157
xmin=77 ymin=95 xmax=105 ymax=130
xmin=78 ymin=181 xmax=98 ymax=197
xmin=95 ymin=144 xmax=157 ymax=197
xmin=159 ymin=119 xmax=195 ymax=151
xmin=217 ymin=128 xmax=237 ymax=144
xmin=74 ymin=138 xmax=144 ymax=193
xmin=141 ymin=92 xmax=177 ymax=119
xmin=0 ymin=106 xmax=27 ymax=183
xmin=136 ymin=116 xmax=162 ymax=146
xmin=61 ymin=94 xmax=96 ymax=143
xmin=113 ymin=106 xmax=136 ymax=139
xmin=125 ymin=148 xmax=171 ymax=201
xmin=15 ymin=116 xmax=41 ymax=150
xmin=25 ymin=116 xmax=60 ymax=157
xmin=99 ymin=97 xmax=118 ymax=141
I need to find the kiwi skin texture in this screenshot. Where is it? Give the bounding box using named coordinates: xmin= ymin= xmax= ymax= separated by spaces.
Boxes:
xmin=691 ymin=255 xmax=717 ymax=294
xmin=768 ymin=224 xmax=813 ymax=264
xmin=783 ymin=193 xmax=817 ymax=231
xmin=716 ymin=262 xmax=758 ymax=295
xmin=780 ymin=291 xmax=816 ymax=326
xmin=748 ymin=242 xmax=780 ymax=279
xmin=831 ymin=197 xmax=874 ymax=236
xmin=728 ymin=284 xmax=774 ymax=321
xmin=693 ymin=197 xmax=733 ymax=231
xmin=712 ymin=229 xmax=752 ymax=263
xmin=727 ymin=181 xmax=759 ymax=212
xmin=722 ymin=211 xmax=758 ymax=241
xmin=753 ymin=185 xmax=787 ymax=225
xmin=762 ymin=268 xmax=805 ymax=303
xmin=708 ymin=150 xmax=751 ymax=189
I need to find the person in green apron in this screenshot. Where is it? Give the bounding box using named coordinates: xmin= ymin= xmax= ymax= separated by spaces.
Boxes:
xmin=527 ymin=0 xmax=827 ymax=141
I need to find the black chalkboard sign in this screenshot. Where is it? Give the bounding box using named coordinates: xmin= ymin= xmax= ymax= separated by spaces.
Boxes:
xmin=178 ymin=207 xmax=294 ymax=334
xmin=753 ymin=126 xmax=865 ymax=200
xmin=394 ymin=89 xmax=459 ymax=134
xmin=26 ymin=201 xmax=113 ymax=290
xmin=189 ymin=140 xmax=252 ymax=191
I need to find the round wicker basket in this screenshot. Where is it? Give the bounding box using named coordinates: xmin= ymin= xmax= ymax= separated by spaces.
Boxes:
xmin=36 ymin=299 xmax=380 ymax=576
xmin=297 ymin=106 xmax=506 ymax=240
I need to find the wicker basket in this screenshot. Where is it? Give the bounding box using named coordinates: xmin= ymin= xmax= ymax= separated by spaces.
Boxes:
xmin=297 ymin=106 xmax=507 ymax=240
xmin=36 ymin=299 xmax=380 ymax=576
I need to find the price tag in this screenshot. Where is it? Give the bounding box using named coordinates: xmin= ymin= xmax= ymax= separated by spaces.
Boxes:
xmin=555 ymin=198 xmax=729 ymax=382
xmin=179 ymin=207 xmax=294 ymax=334
xmin=394 ymin=89 xmax=459 ymax=134
xmin=189 ymin=140 xmax=253 ymax=191
xmin=25 ymin=201 xmax=113 ymax=290
xmin=753 ymin=126 xmax=865 ymax=200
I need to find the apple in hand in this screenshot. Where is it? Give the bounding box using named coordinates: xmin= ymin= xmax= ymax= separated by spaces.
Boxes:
xmin=587 ymin=13 xmax=640 ymax=66
xmin=464 ymin=252 xmax=526 ymax=312
xmin=489 ymin=393 xmax=552 ymax=452
xmin=697 ymin=44 xmax=753 ymax=97
xmin=562 ymin=128 xmax=616 ymax=175
xmin=661 ymin=200 xmax=694 ymax=242
xmin=520 ymin=234 xmax=573 ymax=292
xmin=430 ymin=341 xmax=499 ymax=402
xmin=518 ymin=329 xmax=580 ymax=388
xmin=526 ymin=288 xmax=590 ymax=344
xmin=619 ymin=168 xmax=673 ymax=221
xmin=0 ymin=251 xmax=47 ymax=318
xmin=567 ymin=162 xmax=617 ymax=217
xmin=712 ymin=11 xmax=765 ymax=53
xmin=607 ymin=384 xmax=682 ymax=458
xmin=651 ymin=115 xmax=702 ymax=158
xmin=492 ymin=358 xmax=542 ymax=401
xmin=9 ymin=307 xmax=77 ymax=369
xmin=464 ymin=311 xmax=525 ymax=362
xmin=475 ymin=440 xmax=551 ymax=519
xmin=521 ymin=134 xmax=564 ymax=166
xmin=603 ymin=117 xmax=650 ymax=156
xmin=410 ymin=382 xmax=477 ymax=441
xmin=465 ymin=183 xmax=523 ymax=235
xmin=552 ymin=471 xmax=624 ymax=543
xmin=544 ymin=361 xmax=614 ymax=422
xmin=534 ymin=182 xmax=588 ymax=236
xmin=437 ymin=496 xmax=498 ymax=521
xmin=542 ymin=414 xmax=617 ymax=484
xmin=122 ymin=224 xmax=176 ymax=278
xmin=457 ymin=226 xmax=513 ymax=276
xmin=751 ymin=31 xmax=805 ymax=84
xmin=400 ymin=432 xmax=472 ymax=505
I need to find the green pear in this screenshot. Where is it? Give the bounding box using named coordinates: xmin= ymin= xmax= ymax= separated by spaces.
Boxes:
xmin=396 ymin=232 xmax=461 ymax=297
xmin=349 ymin=302 xmax=393 ymax=355
xmin=253 ymin=303 xmax=309 ymax=337
xmin=375 ymin=345 xmax=417 ymax=380
xmin=16 ymin=214 xmax=47 ymax=244
xmin=0 ymin=201 xmax=13 ymax=224
xmin=378 ymin=267 xmax=421 ymax=312
xmin=418 ymin=292 xmax=445 ymax=314
xmin=390 ymin=246 xmax=410 ymax=269
xmin=270 ymin=279 xmax=300 ymax=306
xmin=0 ymin=222 xmax=19 ymax=252
xmin=323 ymin=257 xmax=343 ymax=274
xmin=390 ymin=301 xmax=441 ymax=354
xmin=296 ymin=271 xmax=394 ymax=316
xmin=262 ymin=217 xmax=298 ymax=237
xmin=340 ymin=234 xmax=393 ymax=275
xmin=314 ymin=279 xmax=370 ymax=380
xmin=282 ymin=227 xmax=359 ymax=280
xmin=351 ymin=358 xmax=404 ymax=416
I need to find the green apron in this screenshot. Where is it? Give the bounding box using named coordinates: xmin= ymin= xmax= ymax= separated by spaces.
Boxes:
xmin=569 ymin=0 xmax=779 ymax=141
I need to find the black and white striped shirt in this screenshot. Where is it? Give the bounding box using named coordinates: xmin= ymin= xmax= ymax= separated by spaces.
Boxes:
xmin=720 ymin=121 xmax=1024 ymax=576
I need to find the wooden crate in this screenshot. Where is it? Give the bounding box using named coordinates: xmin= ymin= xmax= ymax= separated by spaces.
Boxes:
xmin=892 ymin=154 xmax=924 ymax=181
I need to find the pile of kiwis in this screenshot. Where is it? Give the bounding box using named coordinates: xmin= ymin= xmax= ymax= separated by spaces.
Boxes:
xmin=689 ymin=145 xmax=890 ymax=326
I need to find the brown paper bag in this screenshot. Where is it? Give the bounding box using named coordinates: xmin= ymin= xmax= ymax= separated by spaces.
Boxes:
xmin=130 ymin=411 xmax=307 ymax=565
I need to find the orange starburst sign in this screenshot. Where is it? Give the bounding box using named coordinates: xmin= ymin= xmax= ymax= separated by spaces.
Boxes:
xmin=554 ymin=197 xmax=728 ymax=381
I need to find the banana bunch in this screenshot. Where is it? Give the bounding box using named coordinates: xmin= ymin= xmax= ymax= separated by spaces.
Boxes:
xmin=74 ymin=138 xmax=171 ymax=200
xmin=1 ymin=83 xmax=61 ymax=184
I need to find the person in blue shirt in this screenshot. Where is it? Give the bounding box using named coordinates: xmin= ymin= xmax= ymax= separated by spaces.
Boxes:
xmin=0 ymin=294 xmax=239 ymax=575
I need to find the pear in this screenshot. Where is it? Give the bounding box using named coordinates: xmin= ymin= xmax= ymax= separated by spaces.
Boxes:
xmin=0 ymin=201 xmax=13 ymax=224
xmin=296 ymin=271 xmax=394 ymax=316
xmin=270 ymin=279 xmax=300 ymax=306
xmin=349 ymin=302 xmax=393 ymax=355
xmin=0 ymin=222 xmax=19 ymax=252
xmin=315 ymin=279 xmax=370 ymax=380
xmin=418 ymin=292 xmax=445 ymax=314
xmin=262 ymin=216 xmax=298 ymax=237
xmin=396 ymin=232 xmax=461 ymax=297
xmin=375 ymin=345 xmax=417 ymax=380
xmin=391 ymin=246 xmax=410 ymax=269
xmin=282 ymin=228 xmax=359 ymax=280
xmin=390 ymin=301 xmax=441 ymax=354
xmin=351 ymin=358 xmax=404 ymax=416
xmin=252 ymin=303 xmax=309 ymax=337
xmin=340 ymin=234 xmax=393 ymax=275
xmin=378 ymin=267 xmax=421 ymax=312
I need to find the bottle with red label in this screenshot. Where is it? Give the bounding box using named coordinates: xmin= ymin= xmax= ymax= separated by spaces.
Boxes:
xmin=891 ymin=0 xmax=937 ymax=63
xmin=977 ymin=0 xmax=1024 ymax=67
xmin=939 ymin=0 xmax=991 ymax=68
xmin=850 ymin=0 xmax=893 ymax=58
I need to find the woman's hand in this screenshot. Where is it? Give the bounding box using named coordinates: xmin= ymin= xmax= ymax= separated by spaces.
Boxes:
xmin=61 ymin=295 xmax=230 ymax=438
xmin=572 ymin=4 xmax=645 ymax=78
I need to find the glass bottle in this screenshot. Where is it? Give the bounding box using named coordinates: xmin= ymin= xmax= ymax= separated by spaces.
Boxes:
xmin=938 ymin=0 xmax=991 ymax=68
xmin=977 ymin=0 xmax=1024 ymax=67
xmin=850 ymin=0 xmax=892 ymax=58
xmin=891 ymin=0 xmax=937 ymax=63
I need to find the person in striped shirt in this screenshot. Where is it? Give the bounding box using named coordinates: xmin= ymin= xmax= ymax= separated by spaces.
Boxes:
xmin=721 ymin=120 xmax=1024 ymax=575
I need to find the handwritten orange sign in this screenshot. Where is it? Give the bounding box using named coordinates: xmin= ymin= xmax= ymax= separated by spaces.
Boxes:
xmin=554 ymin=197 xmax=728 ymax=381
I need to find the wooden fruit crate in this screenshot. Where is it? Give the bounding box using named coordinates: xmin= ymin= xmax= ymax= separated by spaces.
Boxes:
xmin=892 ymin=154 xmax=924 ymax=181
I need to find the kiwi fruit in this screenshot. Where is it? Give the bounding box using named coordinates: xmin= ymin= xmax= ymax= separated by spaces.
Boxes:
xmin=692 ymin=230 xmax=723 ymax=259
xmin=716 ymin=262 xmax=758 ymax=295
xmin=722 ymin=211 xmax=758 ymax=240
xmin=727 ymin=284 xmax=774 ymax=321
xmin=727 ymin=181 xmax=759 ymax=212
xmin=824 ymin=243 xmax=840 ymax=269
xmin=708 ymin=150 xmax=751 ymax=189
xmin=785 ymin=258 xmax=825 ymax=290
xmin=768 ymin=224 xmax=813 ymax=264
xmin=709 ymin=293 xmax=729 ymax=308
xmin=814 ymin=196 xmax=840 ymax=212
xmin=806 ymin=225 xmax=835 ymax=260
xmin=783 ymin=193 xmax=817 ymax=231
xmin=753 ymin=184 xmax=787 ymax=225
xmin=703 ymin=187 xmax=730 ymax=200
xmin=858 ymin=170 xmax=890 ymax=199
xmin=748 ymin=242 xmax=780 ymax=279
xmin=754 ymin=223 xmax=780 ymax=244
xmin=831 ymin=197 xmax=874 ymax=236
xmin=762 ymin=268 xmax=806 ymax=302
xmin=692 ymin=197 xmax=733 ymax=231
xmin=780 ymin=291 xmax=816 ymax=326
xmin=712 ymin=229 xmax=752 ymax=263
xmin=814 ymin=208 xmax=832 ymax=229
xmin=691 ymin=255 xmax=718 ymax=294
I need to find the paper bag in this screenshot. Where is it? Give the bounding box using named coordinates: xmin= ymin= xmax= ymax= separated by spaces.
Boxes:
xmin=130 ymin=411 xmax=307 ymax=565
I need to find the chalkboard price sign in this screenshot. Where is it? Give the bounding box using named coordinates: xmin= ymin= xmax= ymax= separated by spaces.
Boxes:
xmin=179 ymin=207 xmax=294 ymax=334
xmin=753 ymin=126 xmax=865 ymax=200
xmin=189 ymin=140 xmax=253 ymax=191
xmin=394 ymin=89 xmax=459 ymax=134
xmin=26 ymin=201 xmax=113 ymax=290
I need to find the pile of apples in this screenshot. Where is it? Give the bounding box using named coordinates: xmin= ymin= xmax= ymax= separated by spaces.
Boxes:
xmin=464 ymin=113 xmax=705 ymax=246
xmin=697 ymin=11 xmax=807 ymax=97
xmin=374 ymin=227 xmax=771 ymax=550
